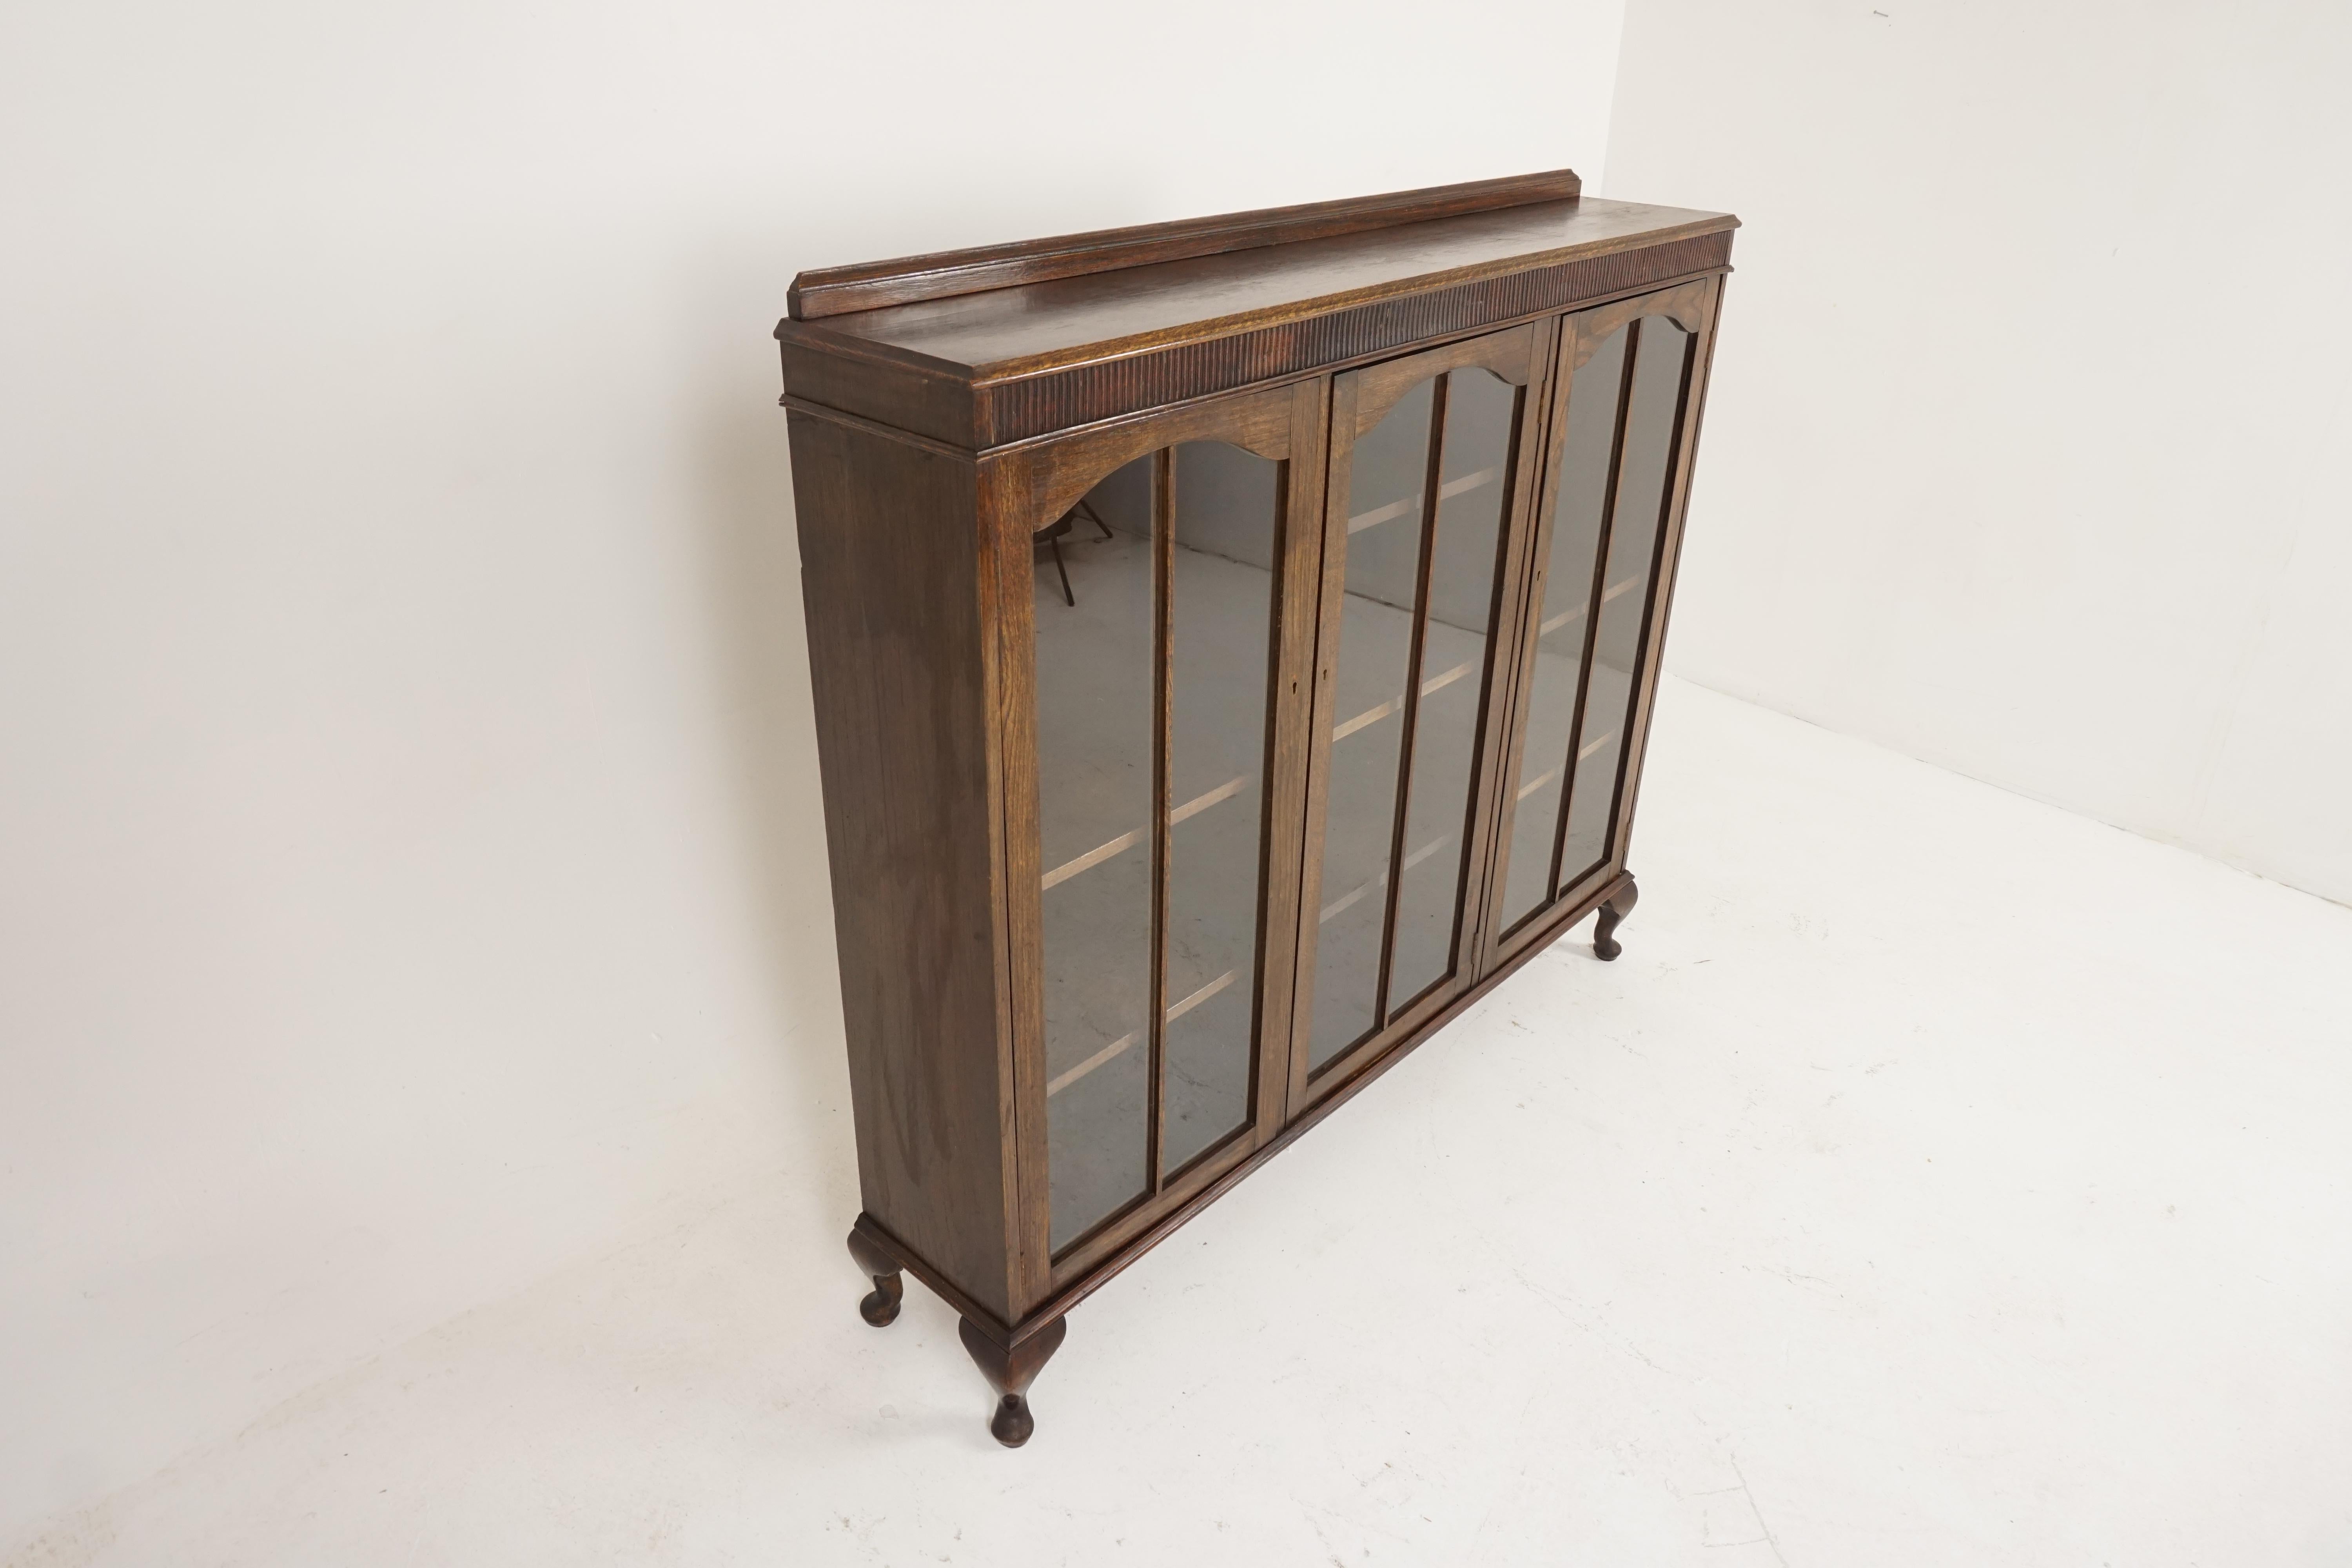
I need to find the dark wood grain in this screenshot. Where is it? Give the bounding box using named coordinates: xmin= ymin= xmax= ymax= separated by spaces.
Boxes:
xmin=1017 ymin=379 xmax=1295 ymax=532
xmin=1374 ymin=371 xmax=1450 ymax=1026
xmin=1549 ymin=317 xmax=1644 ymax=904
xmin=959 ymin=1314 xmax=1068 ymax=1448
xmin=977 ymin=448 xmax=1056 ymax=1315
xmin=1476 ymin=276 xmax=1721 ymax=979
xmin=979 ymin=378 xmax=1327 ymax=1299
xmin=845 ymin=1227 xmax=904 ymax=1327
xmin=785 ymin=178 xmax=1735 ymax=1441
xmin=777 ymin=338 xmax=976 ymax=449
xmin=1146 ymin=447 xmax=1175 ymax=1196
xmin=1454 ymin=318 xmax=1562 ymax=991
xmin=1254 ymin=376 xmax=1333 ymax=1145
xmin=788 ymin=170 xmax=1582 ymax=319
xmin=788 ymin=411 xmax=1018 ymax=1324
xmin=777 ymin=200 xmax=1733 ymax=450
xmin=1580 ymin=321 xmax=1699 ymax=893
xmin=974 ymin=229 xmax=1725 ymax=445
xmin=1287 ymin=321 xmax=1555 ymax=1114
xmin=1608 ymin=278 xmax=1729 ymax=882
xmin=1283 ymin=365 xmax=1358 ymax=1120
xmin=1592 ymin=875 xmax=1641 ymax=961
xmin=1475 ymin=319 xmax=1581 ymax=962
xmin=806 ymin=200 xmax=1726 ymax=377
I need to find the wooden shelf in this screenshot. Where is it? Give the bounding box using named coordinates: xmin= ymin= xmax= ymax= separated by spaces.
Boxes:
xmin=1345 ymin=466 xmax=1500 ymax=535
xmin=1331 ymin=655 xmax=1479 ymax=743
xmin=1038 ymin=772 xmax=1252 ymax=891
xmin=1044 ymin=966 xmax=1242 ymax=1098
xmin=1318 ymin=833 xmax=1452 ymax=925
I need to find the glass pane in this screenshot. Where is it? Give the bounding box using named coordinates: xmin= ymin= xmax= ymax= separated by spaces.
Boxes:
xmin=1387 ymin=368 xmax=1516 ymax=1010
xmin=1038 ymin=454 xmax=1154 ymax=1252
xmin=1499 ymin=325 xmax=1631 ymax=931
xmin=1161 ymin=441 xmax=1279 ymax=1177
xmin=1308 ymin=378 xmax=1433 ymax=1068
xmin=1561 ymin=317 xmax=1691 ymax=886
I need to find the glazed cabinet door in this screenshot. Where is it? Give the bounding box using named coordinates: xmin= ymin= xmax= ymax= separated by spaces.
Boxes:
xmin=1286 ymin=323 xmax=1553 ymax=1113
xmin=1482 ymin=278 xmax=1718 ymax=967
xmin=989 ymin=380 xmax=1327 ymax=1290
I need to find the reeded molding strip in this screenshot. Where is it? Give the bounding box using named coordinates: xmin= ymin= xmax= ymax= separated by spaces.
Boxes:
xmin=974 ymin=230 xmax=1732 ymax=446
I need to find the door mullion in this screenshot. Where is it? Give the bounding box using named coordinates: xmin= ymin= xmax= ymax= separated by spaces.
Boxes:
xmin=1477 ymin=322 xmax=1564 ymax=969
xmin=1546 ymin=324 xmax=1641 ymax=906
xmin=1146 ymin=446 xmax=1174 ymax=1192
xmin=1374 ymin=372 xmax=1450 ymax=1029
xmin=1601 ymin=330 xmax=1700 ymax=867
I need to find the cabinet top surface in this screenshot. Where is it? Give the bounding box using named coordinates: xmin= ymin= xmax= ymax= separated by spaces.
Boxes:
xmin=786 ymin=195 xmax=1734 ymax=383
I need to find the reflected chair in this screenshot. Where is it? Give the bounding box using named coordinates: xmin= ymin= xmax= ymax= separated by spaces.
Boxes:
xmin=1033 ymin=498 xmax=1115 ymax=607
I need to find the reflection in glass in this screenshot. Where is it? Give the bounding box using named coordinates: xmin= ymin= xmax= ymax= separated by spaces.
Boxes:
xmin=1499 ymin=325 xmax=1630 ymax=931
xmin=1307 ymin=380 xmax=1430 ymax=1067
xmin=1308 ymin=381 xmax=1430 ymax=1067
xmin=1038 ymin=442 xmax=1283 ymax=1252
xmin=1307 ymin=366 xmax=1515 ymax=1069
xmin=1560 ymin=316 xmax=1691 ymax=887
xmin=1161 ymin=441 xmax=1278 ymax=1178
xmin=1388 ymin=369 xmax=1515 ymax=1010
xmin=1038 ymin=454 xmax=1155 ymax=1252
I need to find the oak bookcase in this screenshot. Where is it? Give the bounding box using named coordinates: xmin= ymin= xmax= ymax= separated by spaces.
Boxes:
xmin=776 ymin=170 xmax=1735 ymax=1445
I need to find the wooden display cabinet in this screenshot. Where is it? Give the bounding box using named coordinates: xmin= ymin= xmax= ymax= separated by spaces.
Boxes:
xmin=777 ymin=170 xmax=1735 ymax=1445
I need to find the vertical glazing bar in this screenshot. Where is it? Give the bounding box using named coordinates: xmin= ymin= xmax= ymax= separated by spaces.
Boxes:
xmin=1373 ymin=372 xmax=1450 ymax=1028
xmin=1545 ymin=326 xmax=1641 ymax=904
xmin=1146 ymin=446 xmax=1174 ymax=1194
xmin=1601 ymin=330 xmax=1699 ymax=865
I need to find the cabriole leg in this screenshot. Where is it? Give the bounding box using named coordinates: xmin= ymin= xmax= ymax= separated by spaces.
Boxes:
xmin=1593 ymin=875 xmax=1640 ymax=962
xmin=959 ymin=1315 xmax=1067 ymax=1448
xmin=845 ymin=1227 xmax=903 ymax=1327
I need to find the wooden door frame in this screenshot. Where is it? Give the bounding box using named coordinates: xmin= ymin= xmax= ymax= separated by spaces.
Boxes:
xmin=1284 ymin=319 xmax=1558 ymax=1122
xmin=1476 ymin=276 xmax=1723 ymax=976
xmin=1605 ymin=277 xmax=1728 ymax=883
xmin=981 ymin=377 xmax=1331 ymax=1308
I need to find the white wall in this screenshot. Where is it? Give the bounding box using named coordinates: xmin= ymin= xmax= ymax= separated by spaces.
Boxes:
xmin=0 ymin=0 xmax=1627 ymax=1541
xmin=1607 ymin=0 xmax=2352 ymax=906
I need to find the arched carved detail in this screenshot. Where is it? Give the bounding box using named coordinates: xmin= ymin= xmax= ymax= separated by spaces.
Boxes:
xmin=1567 ymin=278 xmax=1713 ymax=372
xmin=1012 ymin=380 xmax=1294 ymax=535
xmin=1346 ymin=320 xmax=1542 ymax=434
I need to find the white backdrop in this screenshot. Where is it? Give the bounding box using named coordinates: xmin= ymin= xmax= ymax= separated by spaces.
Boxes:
xmin=15 ymin=0 xmax=2352 ymax=1546
xmin=1607 ymin=0 xmax=2352 ymax=906
xmin=0 ymin=0 xmax=1628 ymax=1540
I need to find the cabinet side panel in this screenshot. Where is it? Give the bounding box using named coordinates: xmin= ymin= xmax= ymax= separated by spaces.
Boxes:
xmin=788 ymin=412 xmax=1014 ymax=1321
